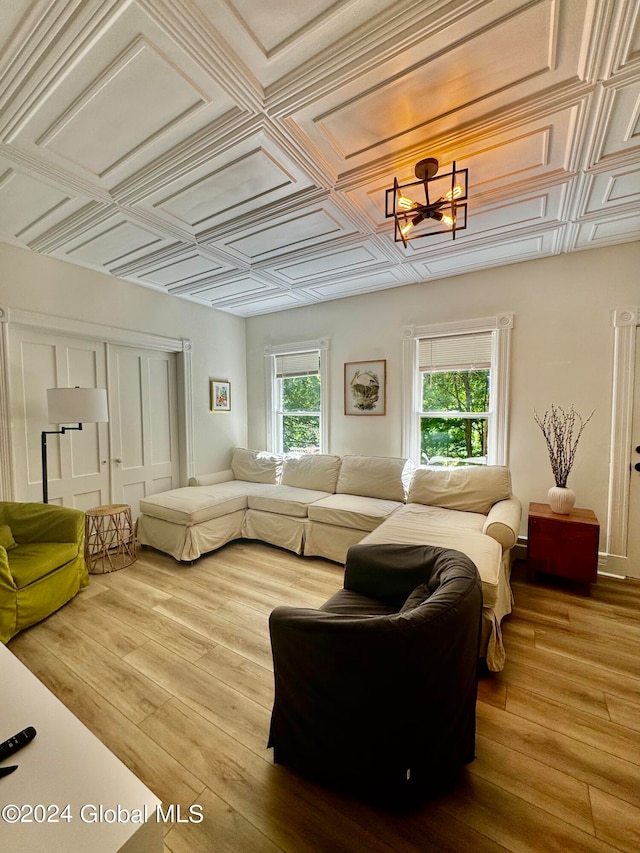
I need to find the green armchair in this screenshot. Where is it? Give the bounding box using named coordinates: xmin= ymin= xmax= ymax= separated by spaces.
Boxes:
xmin=0 ymin=502 xmax=88 ymax=644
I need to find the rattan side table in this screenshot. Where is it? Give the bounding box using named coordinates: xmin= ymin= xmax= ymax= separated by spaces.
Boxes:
xmin=85 ymin=503 xmax=136 ymax=574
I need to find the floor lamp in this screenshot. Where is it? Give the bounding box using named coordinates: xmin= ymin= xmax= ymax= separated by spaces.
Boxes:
xmin=41 ymin=387 xmax=109 ymax=504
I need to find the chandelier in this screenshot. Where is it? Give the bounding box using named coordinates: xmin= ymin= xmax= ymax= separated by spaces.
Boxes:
xmin=385 ymin=158 xmax=468 ymax=247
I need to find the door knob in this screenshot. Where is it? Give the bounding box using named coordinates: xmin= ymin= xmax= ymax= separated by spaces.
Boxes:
xmin=636 ymin=446 xmax=640 ymax=454
xmin=114 ymin=457 xmax=122 ymax=464
xmin=635 ymin=462 xmax=640 ymax=472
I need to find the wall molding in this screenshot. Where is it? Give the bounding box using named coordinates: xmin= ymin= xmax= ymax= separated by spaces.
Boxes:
xmin=0 ymin=307 xmax=13 ymax=500
xmin=606 ymin=306 xmax=638 ymax=561
xmin=6 ymin=307 xmax=188 ymax=352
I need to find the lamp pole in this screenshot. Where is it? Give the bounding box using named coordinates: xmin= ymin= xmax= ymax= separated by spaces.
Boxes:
xmin=41 ymin=424 xmax=83 ymax=504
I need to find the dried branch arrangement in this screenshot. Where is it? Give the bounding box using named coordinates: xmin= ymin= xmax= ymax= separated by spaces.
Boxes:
xmin=533 ymin=404 xmax=595 ymax=488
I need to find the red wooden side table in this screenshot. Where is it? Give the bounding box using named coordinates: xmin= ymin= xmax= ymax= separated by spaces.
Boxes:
xmin=527 ymin=502 xmax=599 ymax=590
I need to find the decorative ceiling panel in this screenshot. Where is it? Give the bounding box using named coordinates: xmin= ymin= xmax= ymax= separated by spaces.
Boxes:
xmin=463 ymin=185 xmax=571 ymax=237
xmin=300 ymin=267 xmax=417 ymax=301
xmin=0 ymin=0 xmax=32 ymax=57
xmin=596 ymin=79 xmax=640 ymax=162
xmin=2 ymin=2 xmax=242 ymax=188
xmin=218 ymin=201 xmax=359 ymax=262
xmin=286 ymin=0 xmax=593 ymax=173
xmin=417 ymin=231 xmax=562 ymax=276
xmin=221 ymin=0 xmax=340 ymax=54
xmin=39 ymin=38 xmax=208 ymax=179
xmin=133 ymin=129 xmax=317 ymax=235
xmin=51 ymin=213 xmax=172 ymax=270
xmin=180 ymin=276 xmax=276 ymax=302
xmin=189 ymin=0 xmax=405 ymax=85
xmin=151 ymin=149 xmax=297 ymax=227
xmin=0 ymin=165 xmax=72 ymax=243
xmin=220 ymin=289 xmax=314 ymax=316
xmin=0 ymin=0 xmax=639 ymax=314
xmin=581 ymin=165 xmax=640 ymax=215
xmin=133 ymin=252 xmax=229 ymax=289
xmin=572 ymin=211 xmax=640 ymax=248
xmin=312 ymin=2 xmax=553 ymax=162
xmin=267 ymin=241 xmax=391 ymax=284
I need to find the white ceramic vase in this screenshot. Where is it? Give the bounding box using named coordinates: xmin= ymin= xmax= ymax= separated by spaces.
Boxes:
xmin=548 ymin=485 xmax=575 ymax=515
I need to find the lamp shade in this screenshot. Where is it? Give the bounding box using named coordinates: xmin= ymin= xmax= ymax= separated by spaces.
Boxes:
xmin=47 ymin=387 xmax=109 ymax=424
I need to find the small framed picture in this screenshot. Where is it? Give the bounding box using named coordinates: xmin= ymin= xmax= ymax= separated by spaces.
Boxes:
xmin=344 ymin=360 xmax=386 ymax=415
xmin=211 ymin=379 xmax=231 ymax=412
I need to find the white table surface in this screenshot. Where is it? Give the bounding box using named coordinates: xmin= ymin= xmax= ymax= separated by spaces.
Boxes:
xmin=0 ymin=643 xmax=162 ymax=852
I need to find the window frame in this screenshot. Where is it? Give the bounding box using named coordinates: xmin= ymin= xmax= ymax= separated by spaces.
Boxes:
xmin=264 ymin=338 xmax=329 ymax=455
xmin=401 ymin=315 xmax=513 ymax=466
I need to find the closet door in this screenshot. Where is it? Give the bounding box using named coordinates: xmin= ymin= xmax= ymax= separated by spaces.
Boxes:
xmin=108 ymin=344 xmax=179 ymax=517
xmin=9 ymin=330 xmax=110 ymax=508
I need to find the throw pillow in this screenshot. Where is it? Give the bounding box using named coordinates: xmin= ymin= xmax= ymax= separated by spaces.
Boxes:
xmin=408 ymin=465 xmax=512 ymax=514
xmin=231 ymin=448 xmax=283 ymax=483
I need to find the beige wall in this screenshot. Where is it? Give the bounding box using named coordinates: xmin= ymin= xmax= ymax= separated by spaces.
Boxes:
xmin=0 ymin=243 xmax=247 ymax=478
xmin=3 ymin=239 xmax=639 ymax=544
xmin=246 ymin=242 xmax=640 ymax=538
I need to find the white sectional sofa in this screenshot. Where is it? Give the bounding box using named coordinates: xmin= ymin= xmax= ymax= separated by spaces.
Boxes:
xmin=137 ymin=449 xmax=521 ymax=670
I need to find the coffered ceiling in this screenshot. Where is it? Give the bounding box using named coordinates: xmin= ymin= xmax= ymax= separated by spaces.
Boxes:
xmin=1 ymin=0 xmax=639 ymax=316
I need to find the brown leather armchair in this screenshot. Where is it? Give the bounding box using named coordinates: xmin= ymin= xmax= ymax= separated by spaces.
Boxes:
xmin=268 ymin=543 xmax=482 ymax=800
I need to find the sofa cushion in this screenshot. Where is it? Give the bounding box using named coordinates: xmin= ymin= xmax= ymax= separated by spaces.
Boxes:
xmin=336 ymin=455 xmax=413 ymax=502
xmin=139 ymin=481 xmax=276 ymax=525
xmin=308 ymin=493 xmax=402 ymax=532
xmin=405 ymin=503 xmax=486 ymax=533
xmin=0 ymin=524 xmax=17 ymax=550
xmin=9 ymin=543 xmax=79 ymax=588
xmin=408 ymin=465 xmax=512 ymax=514
xmin=231 ymin=448 xmax=282 ymax=484
xmin=282 ymin=454 xmax=341 ymax=493
xmin=248 ymin=486 xmax=331 ymax=518
xmin=360 ymin=503 xmax=503 ymax=609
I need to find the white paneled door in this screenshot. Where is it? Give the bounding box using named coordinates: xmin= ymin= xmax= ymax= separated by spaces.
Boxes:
xmin=10 ymin=329 xmax=179 ymax=514
xmin=9 ymin=329 xmax=110 ymax=509
xmin=627 ymin=327 xmax=640 ymax=579
xmin=107 ymin=345 xmax=179 ymax=517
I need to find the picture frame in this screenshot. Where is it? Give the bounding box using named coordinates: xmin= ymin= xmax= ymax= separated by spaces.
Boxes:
xmin=210 ymin=379 xmax=231 ymax=412
xmin=344 ymin=359 xmax=386 ymax=415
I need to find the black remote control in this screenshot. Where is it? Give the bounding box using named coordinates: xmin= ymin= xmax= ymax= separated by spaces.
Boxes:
xmin=0 ymin=727 xmax=37 ymax=761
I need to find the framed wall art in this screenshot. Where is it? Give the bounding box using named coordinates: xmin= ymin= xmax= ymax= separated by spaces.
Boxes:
xmin=210 ymin=379 xmax=231 ymax=412
xmin=344 ymin=359 xmax=386 ymax=415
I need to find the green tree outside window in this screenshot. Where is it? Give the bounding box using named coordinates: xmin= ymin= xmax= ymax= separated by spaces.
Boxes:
xmin=280 ymin=375 xmax=321 ymax=453
xmin=421 ymin=370 xmax=489 ymax=465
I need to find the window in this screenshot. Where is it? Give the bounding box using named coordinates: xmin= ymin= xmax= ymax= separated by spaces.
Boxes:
xmin=265 ymin=339 xmax=328 ymax=454
xmin=419 ymin=333 xmax=491 ymax=466
xmin=402 ymin=315 xmax=512 ymax=467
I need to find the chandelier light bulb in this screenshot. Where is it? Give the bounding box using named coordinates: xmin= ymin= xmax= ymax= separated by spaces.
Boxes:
xmin=397 ymin=193 xmax=417 ymax=211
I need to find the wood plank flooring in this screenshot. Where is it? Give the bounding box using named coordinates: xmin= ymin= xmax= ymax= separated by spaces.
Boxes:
xmin=7 ymin=543 xmax=640 ymax=852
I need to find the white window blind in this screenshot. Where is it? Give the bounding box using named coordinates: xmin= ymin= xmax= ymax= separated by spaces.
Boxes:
xmin=275 ymin=351 xmax=320 ymax=378
xmin=418 ymin=332 xmax=493 ymax=373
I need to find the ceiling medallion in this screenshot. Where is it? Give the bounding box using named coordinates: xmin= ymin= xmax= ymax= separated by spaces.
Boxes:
xmin=385 ymin=158 xmax=468 ymax=247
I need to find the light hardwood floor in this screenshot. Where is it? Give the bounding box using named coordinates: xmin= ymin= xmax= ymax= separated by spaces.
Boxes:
xmin=8 ymin=542 xmax=640 ymax=852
